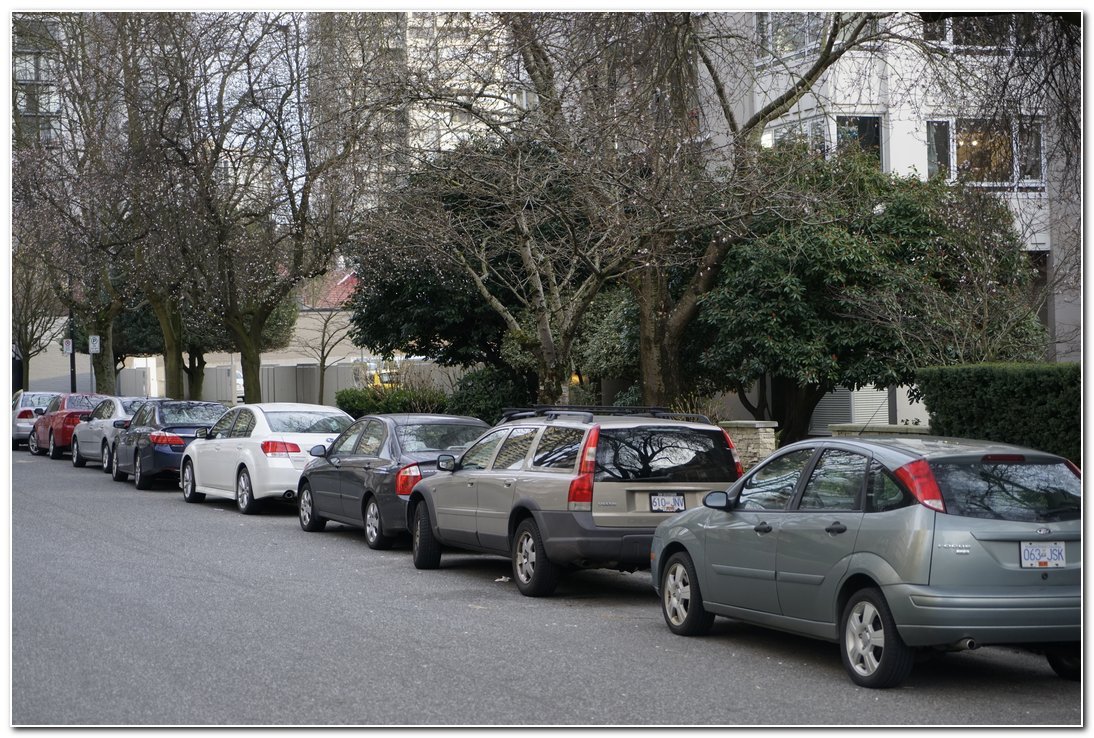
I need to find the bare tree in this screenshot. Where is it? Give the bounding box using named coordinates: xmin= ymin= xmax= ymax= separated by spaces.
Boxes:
xmin=293 ymin=273 xmax=355 ymax=404
xmin=10 ymin=242 xmax=67 ymax=391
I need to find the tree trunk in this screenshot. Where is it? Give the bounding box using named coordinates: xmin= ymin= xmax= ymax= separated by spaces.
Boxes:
xmin=225 ymin=314 xmax=269 ymax=404
xmin=148 ymin=297 xmax=185 ymax=399
xmin=184 ymin=350 xmax=207 ymax=401
xmin=769 ymin=376 xmax=828 ymax=446
xmin=317 ymin=360 xmax=327 ymax=405
xmin=20 ymin=353 xmax=31 ymax=392
xmin=631 ymin=266 xmax=684 ymax=407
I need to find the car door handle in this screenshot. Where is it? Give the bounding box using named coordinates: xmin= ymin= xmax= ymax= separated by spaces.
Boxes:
xmin=825 ymin=522 xmax=848 ymax=535
xmin=754 ymin=522 xmax=772 ymax=534
xmin=466 ymin=482 xmax=474 ymax=488
xmin=331 ymin=458 xmax=341 ymax=467
xmin=502 ymin=478 xmax=515 ymax=488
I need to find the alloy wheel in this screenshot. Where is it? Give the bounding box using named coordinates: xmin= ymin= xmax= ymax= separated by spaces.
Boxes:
xmin=844 ymin=599 xmax=886 ymax=678
xmin=514 ymin=530 xmax=537 ymax=584
xmin=663 ymin=561 xmax=693 ymax=627
xmin=300 ymin=488 xmax=313 ymax=525
xmin=365 ymin=500 xmax=381 ymax=543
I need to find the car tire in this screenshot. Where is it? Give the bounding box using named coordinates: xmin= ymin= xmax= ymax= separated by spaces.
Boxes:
xmin=28 ymin=431 xmax=44 ymax=456
xmin=133 ymin=453 xmax=152 ymax=490
xmin=363 ymin=496 xmax=394 ymax=550
xmin=71 ymin=436 xmax=87 ymax=468
xmin=101 ymin=440 xmax=112 ymax=473
xmin=236 ymin=468 xmax=258 ymax=515
xmin=1046 ymin=645 xmax=1081 ymax=681
xmin=660 ymin=551 xmax=715 ymax=636
xmin=411 ymin=504 xmax=441 ymax=570
xmin=181 ymin=460 xmax=205 ymax=503
xmin=298 ymin=483 xmax=326 ymax=532
xmin=840 ymin=588 xmax=914 ymax=689
xmin=48 ymin=431 xmax=63 ymax=460
xmin=512 ymin=518 xmax=560 ymax=597
xmin=111 ymin=445 xmax=129 ymax=482
xmin=12 ymin=436 xmax=20 ymax=450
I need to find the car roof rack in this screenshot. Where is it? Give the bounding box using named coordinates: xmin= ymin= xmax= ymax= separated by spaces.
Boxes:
xmin=499 ymin=405 xmax=711 ymax=424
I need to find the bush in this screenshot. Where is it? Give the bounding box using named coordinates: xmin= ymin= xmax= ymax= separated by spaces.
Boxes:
xmin=445 ymin=366 xmax=537 ymax=424
xmin=335 ymin=386 xmax=448 ymax=419
xmin=916 ymin=363 xmax=1080 ymax=464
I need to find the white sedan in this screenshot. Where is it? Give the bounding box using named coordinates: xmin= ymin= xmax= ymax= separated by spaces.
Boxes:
xmin=179 ymin=402 xmax=353 ymax=514
xmin=71 ymin=396 xmax=152 ymax=472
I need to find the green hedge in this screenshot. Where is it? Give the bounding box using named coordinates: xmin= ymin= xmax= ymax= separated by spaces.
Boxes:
xmin=334 ymin=386 xmax=449 ymax=419
xmin=445 ymin=366 xmax=537 ymax=424
xmin=916 ymin=363 xmax=1080 ymax=464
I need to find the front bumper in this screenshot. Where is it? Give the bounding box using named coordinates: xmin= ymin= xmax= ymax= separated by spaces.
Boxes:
xmin=884 ymin=583 xmax=1081 ymax=647
xmin=536 ymin=510 xmax=653 ymax=569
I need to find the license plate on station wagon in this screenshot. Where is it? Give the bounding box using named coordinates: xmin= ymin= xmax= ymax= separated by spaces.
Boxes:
xmin=1020 ymin=540 xmax=1065 ymax=568
xmin=650 ymin=493 xmax=685 ymax=513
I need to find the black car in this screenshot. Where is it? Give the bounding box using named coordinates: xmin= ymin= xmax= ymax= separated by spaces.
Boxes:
xmin=111 ymin=400 xmax=229 ymax=489
xmin=297 ymin=413 xmax=489 ymax=548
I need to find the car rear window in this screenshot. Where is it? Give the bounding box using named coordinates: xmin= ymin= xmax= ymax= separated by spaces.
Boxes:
xmin=397 ymin=423 xmax=485 ymax=452
xmin=67 ymin=395 xmax=98 ymax=410
xmin=929 ymin=460 xmax=1081 ymax=522
xmin=595 ymin=426 xmax=740 ymax=483
xmin=265 ymin=411 xmax=351 ymax=434
xmin=23 ymin=393 xmax=55 ymax=407
xmin=161 ymin=403 xmax=229 ymax=424
xmin=121 ymin=399 xmax=146 ymax=414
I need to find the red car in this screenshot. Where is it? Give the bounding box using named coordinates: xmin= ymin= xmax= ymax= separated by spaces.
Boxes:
xmin=28 ymin=393 xmax=108 ymax=460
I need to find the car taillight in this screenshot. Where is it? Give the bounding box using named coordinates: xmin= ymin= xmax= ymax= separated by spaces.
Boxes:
xmin=893 ymin=459 xmax=946 ymax=513
xmin=149 ymin=432 xmax=185 ymax=446
xmin=17 ymin=409 xmax=34 ymax=419
xmin=261 ymin=441 xmax=301 ymax=457
xmin=567 ymin=425 xmax=600 ymax=511
xmin=63 ymin=414 xmax=83 ymax=427
xmin=395 ymin=463 xmax=423 ymax=496
xmin=721 ymin=429 xmax=744 ymax=479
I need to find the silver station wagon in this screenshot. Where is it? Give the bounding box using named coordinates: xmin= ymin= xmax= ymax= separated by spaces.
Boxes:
xmin=650 ymin=436 xmax=1081 ymax=688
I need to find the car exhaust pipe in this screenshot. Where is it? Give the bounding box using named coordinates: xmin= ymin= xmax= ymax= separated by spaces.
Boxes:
xmin=283 ymin=490 xmax=296 ymax=500
xmin=958 ymin=638 xmax=978 ymax=651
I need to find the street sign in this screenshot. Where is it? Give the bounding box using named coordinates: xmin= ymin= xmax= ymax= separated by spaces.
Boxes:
xmin=63 ymin=339 xmax=73 ymax=355
xmin=89 ymin=335 xmax=101 ymax=354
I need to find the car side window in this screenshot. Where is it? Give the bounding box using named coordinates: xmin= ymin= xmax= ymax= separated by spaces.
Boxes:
xmin=229 ymin=410 xmax=256 ymax=438
xmin=460 ymin=429 xmax=510 ymax=471
xmin=330 ymin=421 xmax=365 ymax=456
xmin=797 ymin=449 xmax=868 ymax=511
xmin=46 ymin=397 xmax=60 ymax=414
xmin=208 ymin=410 xmax=237 ymax=440
xmin=91 ymin=401 xmax=111 ymax=420
xmin=491 ymin=427 xmax=538 ymax=471
xmin=739 ymin=449 xmax=815 ymax=511
xmin=356 ymin=420 xmax=386 ymax=456
xmin=131 ymin=405 xmax=152 ymax=427
xmin=867 ymin=461 xmax=914 ymax=513
xmin=531 ymin=427 xmax=585 ymax=470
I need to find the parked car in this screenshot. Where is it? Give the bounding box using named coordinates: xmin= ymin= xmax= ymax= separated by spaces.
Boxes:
xmin=12 ymin=390 xmax=60 ymax=449
xmin=28 ymin=392 xmax=108 ymax=459
xmin=180 ymin=403 xmax=353 ymax=514
xmin=111 ymin=400 xmax=228 ymax=489
xmin=298 ymin=413 xmax=489 ymax=547
xmin=650 ymin=436 xmax=1081 ymax=689
xmin=405 ymin=406 xmax=744 ymax=596
xmin=70 ymin=396 xmax=153 ymax=471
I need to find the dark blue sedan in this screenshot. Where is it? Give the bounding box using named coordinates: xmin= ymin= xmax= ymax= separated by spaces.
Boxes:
xmin=111 ymin=400 xmax=228 ymax=489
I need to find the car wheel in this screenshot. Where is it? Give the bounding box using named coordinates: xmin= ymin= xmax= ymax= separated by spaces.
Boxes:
xmin=101 ymin=441 xmax=112 ymax=473
xmin=298 ymin=483 xmax=326 ymax=532
xmin=840 ymin=588 xmax=914 ymax=689
xmin=660 ymin=551 xmax=715 ymax=636
xmin=133 ymin=453 xmax=153 ymax=490
xmin=1046 ymin=645 xmax=1081 ymax=681
xmin=12 ymin=436 xmax=20 ymax=450
xmin=111 ymin=445 xmax=129 ymax=482
xmin=48 ymin=431 xmax=63 ymax=460
xmin=28 ymin=430 xmax=43 ymax=456
xmin=236 ymin=468 xmax=258 ymax=515
xmin=512 ymin=518 xmax=560 ymax=597
xmin=411 ymin=504 xmax=441 ymax=570
xmin=181 ymin=460 xmax=205 ymax=503
xmin=363 ymin=496 xmax=394 ymax=550
xmin=71 ymin=436 xmax=87 ymax=468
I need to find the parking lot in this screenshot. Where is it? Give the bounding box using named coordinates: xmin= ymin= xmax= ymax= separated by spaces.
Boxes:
xmin=11 ymin=451 xmax=1082 ymax=726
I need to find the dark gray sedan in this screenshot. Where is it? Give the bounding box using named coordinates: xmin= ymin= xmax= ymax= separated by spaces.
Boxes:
xmin=651 ymin=436 xmax=1081 ymax=689
xmin=297 ymin=414 xmax=489 ymax=549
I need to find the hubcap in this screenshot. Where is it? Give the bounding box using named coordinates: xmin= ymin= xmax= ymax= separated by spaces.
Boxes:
xmin=135 ymin=456 xmax=141 ymax=484
xmin=845 ymin=600 xmax=886 ymax=677
xmin=300 ymin=490 xmax=312 ymax=524
xmin=515 ymin=531 xmax=536 ymax=584
xmin=183 ymin=464 xmax=193 ymax=496
xmin=102 ymin=442 xmax=109 ymax=466
xmin=72 ymin=438 xmax=79 ymax=464
xmin=663 ymin=562 xmax=692 ymax=627
xmin=49 ymin=434 xmax=55 ymax=454
xmin=366 ymin=501 xmax=380 ymax=541
xmin=29 ymin=433 xmax=37 ymax=453
xmin=238 ymin=473 xmax=251 ymax=508
xmin=113 ymin=450 xmax=119 ymax=475
xmin=413 ymin=510 xmax=422 ymax=551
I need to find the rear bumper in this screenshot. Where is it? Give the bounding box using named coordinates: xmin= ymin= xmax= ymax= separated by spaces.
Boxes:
xmin=252 ymin=462 xmax=304 ymax=501
xmin=536 ymin=511 xmax=653 ymax=569
xmin=884 ymin=583 xmax=1081 ymax=647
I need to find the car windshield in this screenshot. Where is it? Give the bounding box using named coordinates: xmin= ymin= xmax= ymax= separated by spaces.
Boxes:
xmin=23 ymin=393 xmax=55 ymax=407
xmin=160 ymin=403 xmax=228 ymax=424
xmin=121 ymin=399 xmax=146 ymax=414
xmin=397 ymin=423 xmax=485 ymax=452
xmin=595 ymin=426 xmax=740 ymax=483
xmin=929 ymin=460 xmax=1081 ymax=522
xmin=265 ymin=411 xmax=352 ymax=434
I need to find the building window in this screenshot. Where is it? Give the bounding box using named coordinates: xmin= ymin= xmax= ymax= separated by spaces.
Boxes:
xmin=761 ymin=117 xmax=827 ymax=155
xmin=922 ymin=12 xmax=1036 ymax=53
xmin=927 ymin=117 xmax=1043 ymax=187
xmin=836 ymin=115 xmax=881 ymax=162
xmin=757 ymin=13 xmax=825 ymax=60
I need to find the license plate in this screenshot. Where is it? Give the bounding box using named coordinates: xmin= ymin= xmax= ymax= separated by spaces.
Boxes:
xmin=651 ymin=493 xmax=685 ymax=513
xmin=1020 ymin=541 xmax=1066 ymax=568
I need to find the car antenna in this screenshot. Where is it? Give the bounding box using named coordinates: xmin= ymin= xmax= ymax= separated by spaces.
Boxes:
xmin=857 ymin=389 xmax=890 ymax=436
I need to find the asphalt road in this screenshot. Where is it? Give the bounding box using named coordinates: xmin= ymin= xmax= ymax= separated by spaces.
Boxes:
xmin=10 ymin=449 xmax=1082 ymax=726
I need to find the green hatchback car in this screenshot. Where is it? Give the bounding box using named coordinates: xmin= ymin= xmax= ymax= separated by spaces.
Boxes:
xmin=650 ymin=436 xmax=1081 ymax=688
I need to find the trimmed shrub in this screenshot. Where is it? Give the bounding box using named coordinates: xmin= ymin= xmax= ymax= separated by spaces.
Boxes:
xmin=335 ymin=386 xmax=448 ymax=419
xmin=916 ymin=363 xmax=1080 ymax=464
xmin=445 ymin=366 xmax=537 ymax=424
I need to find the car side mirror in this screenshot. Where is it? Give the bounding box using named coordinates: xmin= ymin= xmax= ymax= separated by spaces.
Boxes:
xmin=195 ymin=428 xmax=208 ymax=439
xmin=113 ymin=419 xmax=130 ymax=429
xmin=309 ymin=444 xmax=327 ymax=458
xmin=437 ymin=454 xmax=456 ymax=472
xmin=704 ymin=488 xmax=740 ymax=511
xmin=34 ymin=408 xmax=45 ymax=416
